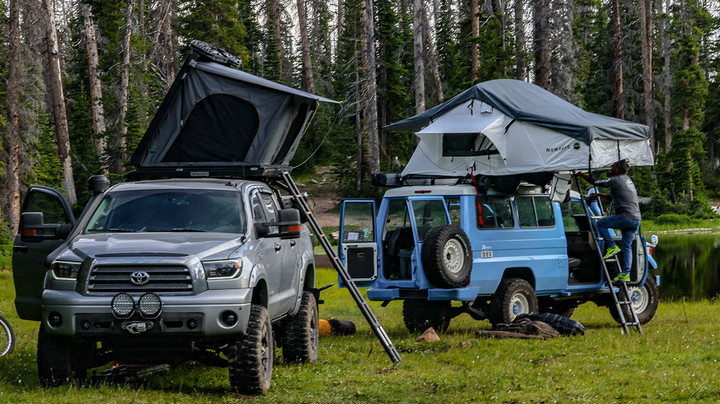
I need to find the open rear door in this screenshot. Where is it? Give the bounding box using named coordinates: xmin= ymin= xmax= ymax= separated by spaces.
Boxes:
xmin=339 ymin=200 xmax=377 ymax=283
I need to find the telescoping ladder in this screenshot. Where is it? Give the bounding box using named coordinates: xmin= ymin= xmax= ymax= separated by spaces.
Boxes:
xmin=281 ymin=171 xmax=402 ymax=364
xmin=574 ymin=174 xmax=642 ymax=335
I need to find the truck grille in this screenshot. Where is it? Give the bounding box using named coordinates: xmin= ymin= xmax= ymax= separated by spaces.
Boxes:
xmin=87 ymin=265 xmax=193 ymax=293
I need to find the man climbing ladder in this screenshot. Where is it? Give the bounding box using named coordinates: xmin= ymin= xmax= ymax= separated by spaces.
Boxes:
xmin=579 ymin=159 xmax=641 ymax=282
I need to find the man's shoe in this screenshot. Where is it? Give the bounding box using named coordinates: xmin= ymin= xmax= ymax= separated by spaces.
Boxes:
xmin=613 ymin=273 xmax=630 ymax=282
xmin=603 ymin=245 xmax=621 ymax=260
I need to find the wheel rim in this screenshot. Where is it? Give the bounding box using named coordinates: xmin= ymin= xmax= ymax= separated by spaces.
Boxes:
xmin=261 ymin=324 xmax=271 ymax=378
xmin=443 ymin=238 xmax=465 ymax=274
xmin=509 ymin=293 xmax=530 ymax=318
xmin=0 ymin=320 xmax=10 ymax=356
xmin=629 ymin=285 xmax=649 ymax=315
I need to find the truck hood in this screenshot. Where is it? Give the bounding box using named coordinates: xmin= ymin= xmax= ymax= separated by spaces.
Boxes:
xmin=60 ymin=233 xmax=244 ymax=262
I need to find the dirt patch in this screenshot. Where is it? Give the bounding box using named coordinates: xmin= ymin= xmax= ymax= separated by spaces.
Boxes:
xmin=294 ymin=166 xmax=340 ymax=228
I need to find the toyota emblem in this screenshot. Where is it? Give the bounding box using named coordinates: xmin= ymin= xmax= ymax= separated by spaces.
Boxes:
xmin=130 ymin=271 xmax=150 ymax=286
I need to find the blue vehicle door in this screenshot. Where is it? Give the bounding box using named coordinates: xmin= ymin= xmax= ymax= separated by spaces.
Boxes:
xmin=12 ymin=185 xmax=76 ymax=321
xmin=339 ymin=200 xmax=377 ymax=283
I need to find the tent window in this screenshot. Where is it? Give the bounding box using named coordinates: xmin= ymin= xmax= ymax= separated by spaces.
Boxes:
xmin=442 ymin=133 xmax=498 ymax=157
xmin=162 ymin=94 xmax=260 ymax=163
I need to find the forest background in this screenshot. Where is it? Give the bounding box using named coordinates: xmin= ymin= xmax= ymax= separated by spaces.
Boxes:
xmin=0 ymin=0 xmax=719 ymax=256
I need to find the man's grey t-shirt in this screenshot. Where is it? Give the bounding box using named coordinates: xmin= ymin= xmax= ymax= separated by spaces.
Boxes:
xmin=595 ymin=175 xmax=641 ymax=220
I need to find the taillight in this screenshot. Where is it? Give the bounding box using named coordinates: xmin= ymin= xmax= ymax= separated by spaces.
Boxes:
xmin=648 ymin=247 xmax=653 ymax=255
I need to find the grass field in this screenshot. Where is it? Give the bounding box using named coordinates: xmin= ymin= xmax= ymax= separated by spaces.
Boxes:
xmin=1 ymin=268 xmax=720 ymax=403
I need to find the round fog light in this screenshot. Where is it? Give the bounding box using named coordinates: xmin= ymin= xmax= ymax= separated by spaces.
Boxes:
xmin=138 ymin=293 xmax=162 ymax=318
xmin=111 ymin=293 xmax=135 ymax=318
xmin=220 ymin=311 xmax=238 ymax=327
xmin=48 ymin=312 xmax=63 ymax=328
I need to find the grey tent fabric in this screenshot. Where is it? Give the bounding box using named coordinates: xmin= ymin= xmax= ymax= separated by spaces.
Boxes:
xmin=131 ymin=57 xmax=338 ymax=170
xmin=383 ymin=79 xmax=648 ymax=145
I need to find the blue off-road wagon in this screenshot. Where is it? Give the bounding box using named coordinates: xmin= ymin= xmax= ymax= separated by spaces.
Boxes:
xmin=337 ymin=79 xmax=659 ymax=332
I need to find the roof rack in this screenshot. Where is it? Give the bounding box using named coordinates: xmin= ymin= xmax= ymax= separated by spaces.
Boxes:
xmin=124 ymin=165 xmax=292 ymax=182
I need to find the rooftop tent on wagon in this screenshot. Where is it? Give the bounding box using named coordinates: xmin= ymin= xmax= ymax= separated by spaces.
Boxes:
xmin=130 ymin=45 xmax=338 ymax=175
xmin=384 ymin=79 xmax=654 ymax=177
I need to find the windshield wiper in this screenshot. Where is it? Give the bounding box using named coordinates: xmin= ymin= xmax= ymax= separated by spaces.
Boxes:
xmin=104 ymin=228 xmax=138 ymax=233
xmin=143 ymin=228 xmax=207 ymax=232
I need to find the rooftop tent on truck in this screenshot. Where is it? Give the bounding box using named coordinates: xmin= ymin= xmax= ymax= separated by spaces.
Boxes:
xmin=384 ymin=79 xmax=654 ymax=177
xmin=130 ymin=42 xmax=338 ymax=175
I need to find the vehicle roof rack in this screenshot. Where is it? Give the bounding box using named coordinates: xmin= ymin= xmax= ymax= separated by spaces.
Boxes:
xmin=124 ymin=165 xmax=292 ymax=182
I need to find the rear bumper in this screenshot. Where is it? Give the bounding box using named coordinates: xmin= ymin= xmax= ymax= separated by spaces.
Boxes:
xmin=367 ymin=286 xmax=482 ymax=301
xmin=41 ymin=288 xmax=253 ymax=338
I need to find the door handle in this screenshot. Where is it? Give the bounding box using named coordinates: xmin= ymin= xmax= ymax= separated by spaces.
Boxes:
xmin=13 ymin=245 xmax=28 ymax=253
xmin=290 ymin=240 xmax=296 ymax=247
xmin=274 ymin=243 xmax=282 ymax=251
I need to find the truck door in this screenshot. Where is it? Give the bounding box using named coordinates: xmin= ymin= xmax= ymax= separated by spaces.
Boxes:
xmin=339 ymin=200 xmax=377 ymax=283
xmin=12 ymin=185 xmax=75 ymax=321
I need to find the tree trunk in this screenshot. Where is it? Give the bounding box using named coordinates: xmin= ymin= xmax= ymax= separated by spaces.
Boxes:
xmin=470 ymin=0 xmax=479 ymax=82
xmin=43 ymin=0 xmax=76 ymax=205
xmin=82 ymin=4 xmax=107 ymax=166
xmin=297 ymin=0 xmax=316 ymax=93
xmin=271 ymin=0 xmax=284 ymax=76
xmin=337 ymin=0 xmax=345 ymax=38
xmin=421 ymin=1 xmax=443 ymax=102
xmin=514 ymin=0 xmax=526 ymax=80
xmin=5 ymin=0 xmax=23 ymax=233
xmin=364 ymin=0 xmax=380 ymax=174
xmin=612 ymin=0 xmax=624 ymax=120
xmin=114 ymin=0 xmax=134 ymax=173
xmin=639 ymin=0 xmax=654 ymax=152
xmin=662 ymin=0 xmax=671 ymax=152
xmin=413 ymin=0 xmax=426 ymax=113
xmin=532 ymin=0 xmax=551 ymax=89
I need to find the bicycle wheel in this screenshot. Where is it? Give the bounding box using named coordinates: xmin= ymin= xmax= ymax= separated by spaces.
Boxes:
xmin=0 ymin=314 xmax=15 ymax=356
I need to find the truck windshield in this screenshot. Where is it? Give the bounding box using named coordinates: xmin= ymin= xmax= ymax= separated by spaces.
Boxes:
xmin=85 ymin=189 xmax=245 ymax=234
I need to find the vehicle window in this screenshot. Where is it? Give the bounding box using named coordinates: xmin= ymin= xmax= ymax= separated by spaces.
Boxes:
xmin=259 ymin=192 xmax=278 ymax=222
xmin=560 ymin=200 xmax=588 ymax=232
xmin=384 ymin=199 xmax=410 ymax=235
xmin=476 ymin=195 xmax=513 ymax=229
xmin=446 ymin=197 xmax=461 ymax=226
xmin=411 ymin=199 xmax=449 ymax=241
xmin=517 ymin=195 xmax=555 ymax=228
xmin=26 ymin=191 xmax=69 ymax=224
xmin=251 ymin=193 xmax=266 ymax=223
xmin=342 ymin=202 xmax=375 ymax=242
xmin=85 ymin=189 xmax=245 ymax=233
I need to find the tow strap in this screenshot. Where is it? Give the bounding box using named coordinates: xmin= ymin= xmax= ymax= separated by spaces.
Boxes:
xmin=470 ymin=168 xmax=485 ymax=227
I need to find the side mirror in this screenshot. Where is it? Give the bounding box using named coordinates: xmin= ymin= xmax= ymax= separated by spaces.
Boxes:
xmin=20 ymin=212 xmax=72 ymax=242
xmin=254 ymin=209 xmax=303 ymax=239
xmin=88 ymin=175 xmax=109 ymax=195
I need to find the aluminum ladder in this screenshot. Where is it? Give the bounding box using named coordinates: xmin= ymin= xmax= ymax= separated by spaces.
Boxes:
xmin=280 ymin=171 xmax=402 ymax=364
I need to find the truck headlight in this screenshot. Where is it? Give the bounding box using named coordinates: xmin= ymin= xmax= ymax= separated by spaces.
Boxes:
xmin=203 ymin=259 xmax=242 ymax=279
xmin=51 ymin=261 xmax=81 ymax=280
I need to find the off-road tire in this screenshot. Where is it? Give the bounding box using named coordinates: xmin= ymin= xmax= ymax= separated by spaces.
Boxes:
xmin=402 ymin=300 xmax=451 ymax=333
xmin=610 ymin=275 xmax=659 ymax=325
xmin=37 ymin=327 xmax=72 ymax=387
xmin=539 ymin=299 xmax=578 ymax=318
xmin=228 ymin=305 xmax=274 ymax=394
xmin=516 ymin=312 xmax=585 ymax=335
xmin=70 ymin=340 xmax=96 ymax=380
xmin=190 ymin=40 xmax=243 ymax=67
xmin=421 ymin=225 xmax=472 ymax=288
xmin=0 ymin=314 xmax=14 ymax=357
xmin=488 ymin=278 xmax=538 ymax=327
xmin=281 ymin=292 xmax=319 ymax=364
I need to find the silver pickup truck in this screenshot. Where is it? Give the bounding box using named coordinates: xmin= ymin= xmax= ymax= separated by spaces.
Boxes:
xmin=13 ymin=176 xmax=317 ymax=393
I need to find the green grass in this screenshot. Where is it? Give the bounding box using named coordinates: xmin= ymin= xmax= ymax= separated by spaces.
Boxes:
xmin=642 ymin=218 xmax=720 ymax=233
xmin=2 ymin=268 xmax=720 ymax=402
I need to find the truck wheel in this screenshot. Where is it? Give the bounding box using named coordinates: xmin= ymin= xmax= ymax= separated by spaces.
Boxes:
xmin=610 ymin=276 xmax=659 ymax=325
xmin=228 ymin=305 xmax=274 ymax=394
xmin=488 ymin=278 xmax=538 ymax=327
xmin=38 ymin=327 xmax=72 ymax=387
xmin=70 ymin=341 xmax=96 ymax=380
xmin=402 ymin=300 xmax=451 ymax=333
xmin=281 ymin=291 xmax=319 ymax=364
xmin=421 ymin=225 xmax=472 ymax=288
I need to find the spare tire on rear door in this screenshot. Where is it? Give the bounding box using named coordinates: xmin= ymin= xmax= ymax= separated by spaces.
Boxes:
xmin=421 ymin=225 xmax=472 ymax=288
